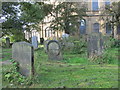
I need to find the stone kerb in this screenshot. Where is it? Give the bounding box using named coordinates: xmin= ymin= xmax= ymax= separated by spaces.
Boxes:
xmin=12 ymin=41 xmax=34 ymax=77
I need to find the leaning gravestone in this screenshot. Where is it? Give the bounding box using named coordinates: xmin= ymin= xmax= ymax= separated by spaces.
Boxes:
xmin=12 ymin=42 xmax=34 ymax=77
xmin=6 ymin=37 xmax=10 ymax=48
xmin=87 ymin=32 xmax=104 ymax=58
xmin=32 ymin=36 xmax=38 ymax=49
xmin=47 ymin=40 xmax=63 ymax=60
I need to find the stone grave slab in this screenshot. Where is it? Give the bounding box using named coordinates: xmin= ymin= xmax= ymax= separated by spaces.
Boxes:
xmin=87 ymin=33 xmax=104 ymax=58
xmin=12 ymin=41 xmax=34 ymax=77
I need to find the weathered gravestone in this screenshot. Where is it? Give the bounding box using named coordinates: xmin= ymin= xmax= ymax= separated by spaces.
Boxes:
xmin=87 ymin=33 xmax=104 ymax=58
xmin=47 ymin=40 xmax=63 ymax=60
xmin=6 ymin=37 xmax=10 ymax=48
xmin=60 ymin=36 xmax=74 ymax=50
xmin=12 ymin=42 xmax=34 ymax=77
xmin=61 ymin=41 xmax=74 ymax=51
xmin=44 ymin=40 xmax=50 ymax=53
xmin=32 ymin=36 xmax=38 ymax=49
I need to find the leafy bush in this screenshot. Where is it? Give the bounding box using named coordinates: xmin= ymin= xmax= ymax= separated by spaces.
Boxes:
xmin=103 ymin=36 xmax=115 ymax=49
xmin=111 ymin=39 xmax=120 ymax=48
xmin=72 ymin=40 xmax=87 ymax=54
xmin=103 ymin=36 xmax=120 ymax=49
xmin=90 ymin=48 xmax=118 ymax=64
xmin=60 ymin=36 xmax=87 ymax=54
xmin=1 ymin=38 xmax=6 ymax=47
xmin=3 ymin=60 xmax=32 ymax=87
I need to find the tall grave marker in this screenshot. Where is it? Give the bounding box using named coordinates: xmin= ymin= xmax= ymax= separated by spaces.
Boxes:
xmin=32 ymin=36 xmax=38 ymax=49
xmin=12 ymin=42 xmax=34 ymax=77
xmin=6 ymin=37 xmax=10 ymax=48
xmin=87 ymin=33 xmax=104 ymax=58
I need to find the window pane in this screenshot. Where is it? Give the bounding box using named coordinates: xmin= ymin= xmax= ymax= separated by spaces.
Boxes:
xmin=80 ymin=19 xmax=86 ymax=34
xmin=92 ymin=0 xmax=98 ymax=11
xmin=105 ymin=0 xmax=110 ymax=9
xmin=105 ymin=1 xmax=110 ymax=5
xmin=106 ymin=23 xmax=112 ymax=34
xmin=93 ymin=23 xmax=99 ymax=33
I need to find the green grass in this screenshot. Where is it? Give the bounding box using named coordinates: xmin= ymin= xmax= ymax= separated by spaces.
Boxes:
xmin=104 ymin=48 xmax=118 ymax=64
xmin=63 ymin=56 xmax=88 ymax=64
xmin=33 ymin=62 xmax=118 ymax=88
xmin=1 ymin=46 xmax=119 ymax=88
xmin=32 ymin=48 xmax=118 ymax=88
xmin=0 ymin=48 xmax=12 ymax=61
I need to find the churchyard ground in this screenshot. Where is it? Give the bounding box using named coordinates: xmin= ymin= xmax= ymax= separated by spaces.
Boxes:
xmin=1 ymin=44 xmax=119 ymax=88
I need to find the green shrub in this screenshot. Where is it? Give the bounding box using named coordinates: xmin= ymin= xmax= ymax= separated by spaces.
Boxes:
xmin=90 ymin=48 xmax=118 ymax=64
xmin=3 ymin=60 xmax=32 ymax=87
xmin=60 ymin=36 xmax=87 ymax=54
xmin=72 ymin=40 xmax=87 ymax=54
xmin=103 ymin=36 xmax=120 ymax=49
xmin=103 ymin=37 xmax=115 ymax=49
xmin=1 ymin=38 xmax=6 ymax=47
xmin=111 ymin=39 xmax=120 ymax=48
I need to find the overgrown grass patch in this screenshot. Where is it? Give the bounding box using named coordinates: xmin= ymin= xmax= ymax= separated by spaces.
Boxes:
xmin=2 ymin=45 xmax=119 ymax=88
xmin=0 ymin=48 xmax=12 ymax=61
xmin=31 ymin=48 xmax=118 ymax=88
xmin=93 ymin=47 xmax=119 ymax=65
xmin=32 ymin=59 xmax=118 ymax=88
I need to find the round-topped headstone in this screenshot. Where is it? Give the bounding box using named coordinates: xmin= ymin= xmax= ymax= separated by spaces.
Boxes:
xmin=47 ymin=40 xmax=63 ymax=60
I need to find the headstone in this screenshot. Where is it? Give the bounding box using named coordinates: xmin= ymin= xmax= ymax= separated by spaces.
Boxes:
xmin=40 ymin=38 xmax=44 ymax=44
xmin=44 ymin=40 xmax=50 ymax=53
xmin=103 ymin=36 xmax=111 ymax=49
xmin=87 ymin=33 xmax=104 ymax=58
xmin=62 ymin=33 xmax=69 ymax=43
xmin=12 ymin=42 xmax=34 ymax=77
xmin=6 ymin=37 xmax=10 ymax=48
xmin=62 ymin=42 xmax=74 ymax=50
xmin=47 ymin=40 xmax=63 ymax=60
xmin=32 ymin=36 xmax=38 ymax=49
xmin=62 ymin=33 xmax=69 ymax=39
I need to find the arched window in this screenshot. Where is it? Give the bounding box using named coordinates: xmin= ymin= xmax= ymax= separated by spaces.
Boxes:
xmin=45 ymin=27 xmax=53 ymax=37
xmin=80 ymin=19 xmax=86 ymax=34
xmin=92 ymin=0 xmax=98 ymax=11
xmin=117 ymin=24 xmax=120 ymax=34
xmin=93 ymin=23 xmax=99 ymax=33
xmin=106 ymin=23 xmax=112 ymax=34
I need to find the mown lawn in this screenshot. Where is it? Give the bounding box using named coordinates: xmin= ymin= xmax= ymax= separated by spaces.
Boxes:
xmin=1 ymin=47 xmax=119 ymax=88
